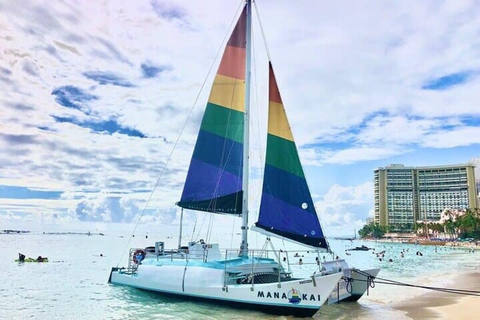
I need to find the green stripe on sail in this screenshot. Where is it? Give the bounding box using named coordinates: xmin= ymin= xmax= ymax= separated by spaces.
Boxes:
xmin=265 ymin=134 xmax=305 ymax=178
xmin=200 ymin=102 xmax=244 ymax=143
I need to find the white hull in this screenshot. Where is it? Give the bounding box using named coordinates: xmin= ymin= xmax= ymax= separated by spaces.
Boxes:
xmin=110 ymin=261 xmax=342 ymax=317
xmin=326 ymin=264 xmax=380 ymax=304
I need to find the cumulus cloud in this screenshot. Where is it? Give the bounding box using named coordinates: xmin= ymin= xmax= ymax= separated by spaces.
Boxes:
xmin=315 ymin=181 xmax=373 ymax=236
xmin=1 ymin=0 xmax=480 ymax=231
xmin=75 ymin=197 xmax=140 ymax=223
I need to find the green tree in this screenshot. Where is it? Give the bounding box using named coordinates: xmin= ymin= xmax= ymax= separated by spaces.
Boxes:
xmin=358 ymin=223 xmax=387 ymax=239
xmin=457 ymin=208 xmax=480 ymax=239
xmin=371 ymin=224 xmax=387 ymax=238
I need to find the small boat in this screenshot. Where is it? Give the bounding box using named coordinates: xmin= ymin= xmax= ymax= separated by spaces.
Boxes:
xmin=346 ymin=245 xmax=372 ymax=251
xmin=15 ymin=257 xmax=49 ymax=263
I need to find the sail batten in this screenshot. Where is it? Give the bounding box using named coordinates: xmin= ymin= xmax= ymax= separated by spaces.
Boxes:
xmin=255 ymin=63 xmax=328 ymax=249
xmin=178 ymin=7 xmax=246 ymax=214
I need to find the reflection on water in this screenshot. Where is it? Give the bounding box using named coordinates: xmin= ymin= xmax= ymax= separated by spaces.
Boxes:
xmin=1 ymin=234 xmax=478 ymax=319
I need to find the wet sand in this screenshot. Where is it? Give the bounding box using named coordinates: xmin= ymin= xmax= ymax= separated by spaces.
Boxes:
xmin=394 ymin=272 xmax=480 ymax=319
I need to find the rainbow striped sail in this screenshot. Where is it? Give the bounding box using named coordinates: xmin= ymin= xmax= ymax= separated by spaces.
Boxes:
xmin=178 ymin=7 xmax=246 ymax=214
xmin=255 ymin=63 xmax=327 ymax=249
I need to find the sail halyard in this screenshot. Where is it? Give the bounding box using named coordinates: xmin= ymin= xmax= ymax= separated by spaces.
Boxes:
xmin=177 ymin=6 xmax=247 ymax=215
xmin=255 ymin=62 xmax=329 ymax=250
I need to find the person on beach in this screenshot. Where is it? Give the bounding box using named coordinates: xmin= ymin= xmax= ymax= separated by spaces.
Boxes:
xmin=18 ymin=253 xmax=25 ymax=262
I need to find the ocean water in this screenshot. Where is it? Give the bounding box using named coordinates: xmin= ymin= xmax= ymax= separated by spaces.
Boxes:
xmin=1 ymin=232 xmax=478 ymax=320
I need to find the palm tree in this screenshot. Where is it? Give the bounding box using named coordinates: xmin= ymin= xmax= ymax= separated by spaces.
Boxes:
xmin=444 ymin=220 xmax=456 ymax=239
xmin=458 ymin=208 xmax=480 ymax=238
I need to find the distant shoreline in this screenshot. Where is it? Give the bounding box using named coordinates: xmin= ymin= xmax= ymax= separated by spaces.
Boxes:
xmin=0 ymin=230 xmax=105 ymax=236
xmin=363 ymin=237 xmax=479 ymax=248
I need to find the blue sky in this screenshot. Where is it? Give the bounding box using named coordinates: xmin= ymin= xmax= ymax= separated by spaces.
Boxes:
xmin=1 ymin=0 xmax=480 ymax=237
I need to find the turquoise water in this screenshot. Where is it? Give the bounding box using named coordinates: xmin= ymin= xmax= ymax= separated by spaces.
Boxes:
xmin=1 ymin=233 xmax=478 ymax=319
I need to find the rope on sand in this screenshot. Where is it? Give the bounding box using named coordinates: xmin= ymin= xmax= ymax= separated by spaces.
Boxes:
xmin=342 ymin=269 xmax=480 ymax=297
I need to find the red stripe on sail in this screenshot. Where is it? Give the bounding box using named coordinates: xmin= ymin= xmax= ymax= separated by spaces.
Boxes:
xmin=269 ymin=63 xmax=282 ymax=104
xmin=227 ymin=6 xmax=247 ymax=49
xmin=217 ymin=46 xmax=246 ymax=80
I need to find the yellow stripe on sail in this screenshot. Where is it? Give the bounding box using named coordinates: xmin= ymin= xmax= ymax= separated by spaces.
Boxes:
xmin=208 ymin=74 xmax=245 ymax=112
xmin=268 ymin=101 xmax=294 ymax=141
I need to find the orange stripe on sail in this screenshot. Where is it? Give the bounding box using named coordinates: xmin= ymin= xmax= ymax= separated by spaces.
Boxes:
xmin=217 ymin=45 xmax=246 ymax=80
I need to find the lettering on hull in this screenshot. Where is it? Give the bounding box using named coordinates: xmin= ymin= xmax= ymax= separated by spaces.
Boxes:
xmin=257 ymin=289 xmax=321 ymax=304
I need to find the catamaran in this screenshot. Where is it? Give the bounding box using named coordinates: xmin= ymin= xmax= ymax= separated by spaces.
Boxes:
xmin=109 ymin=1 xmax=377 ymax=316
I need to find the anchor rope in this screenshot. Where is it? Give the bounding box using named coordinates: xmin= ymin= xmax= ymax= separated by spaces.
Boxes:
xmin=342 ymin=269 xmax=480 ymax=297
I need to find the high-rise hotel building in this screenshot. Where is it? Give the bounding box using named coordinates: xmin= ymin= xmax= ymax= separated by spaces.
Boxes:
xmin=374 ymin=164 xmax=478 ymax=229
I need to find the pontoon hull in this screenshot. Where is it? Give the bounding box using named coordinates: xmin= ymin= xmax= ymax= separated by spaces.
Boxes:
xmin=328 ymin=267 xmax=380 ymax=304
xmin=109 ymin=264 xmax=342 ymax=317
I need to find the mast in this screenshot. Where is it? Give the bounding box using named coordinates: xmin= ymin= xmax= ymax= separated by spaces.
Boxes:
xmin=239 ymin=0 xmax=252 ymax=258
xmin=178 ymin=208 xmax=183 ymax=249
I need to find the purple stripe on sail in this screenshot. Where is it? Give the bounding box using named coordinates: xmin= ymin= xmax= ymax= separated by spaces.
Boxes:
xmin=258 ymin=192 xmax=324 ymax=239
xmin=181 ymin=158 xmax=242 ymax=202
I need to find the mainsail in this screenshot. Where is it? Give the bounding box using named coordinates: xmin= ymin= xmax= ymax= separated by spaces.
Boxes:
xmin=255 ymin=63 xmax=328 ymax=249
xmin=178 ymin=7 xmax=246 ymax=214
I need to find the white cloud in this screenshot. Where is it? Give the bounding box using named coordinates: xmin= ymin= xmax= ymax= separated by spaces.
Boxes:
xmin=1 ymin=0 xmax=480 ymax=228
xmin=422 ymin=127 xmax=480 ymax=148
xmin=315 ymin=181 xmax=373 ymax=236
xmin=302 ymin=145 xmax=407 ymax=165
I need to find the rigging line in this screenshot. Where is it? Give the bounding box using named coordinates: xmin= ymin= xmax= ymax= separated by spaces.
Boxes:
xmin=250 ymin=22 xmax=265 ymax=222
xmin=195 ymin=212 xmax=208 ymax=242
xmin=351 ymin=269 xmax=480 ymax=296
xmin=190 ymin=1 xmax=248 ymax=244
xmin=253 ymin=2 xmax=330 ymax=250
xmin=190 ymin=218 xmax=197 ymax=242
xmin=206 ymin=121 xmax=244 ymax=244
xmin=205 ymin=83 xmax=237 ymax=242
xmin=206 ymin=212 xmax=214 ymax=244
xmin=199 ymin=1 xmax=246 ymax=244
xmin=348 ymin=278 xmax=480 ymax=297
xmin=116 ymin=0 xmax=246 ymax=267
xmin=258 ymin=19 xmax=329 ymax=249
xmin=205 ymin=27 xmax=247 ymax=243
xmin=193 ymin=0 xmax=247 ymax=244
xmin=230 ymin=217 xmax=236 ymax=249
xmin=253 ymin=0 xmax=271 ymax=62
xmin=205 ymin=89 xmax=238 ymax=244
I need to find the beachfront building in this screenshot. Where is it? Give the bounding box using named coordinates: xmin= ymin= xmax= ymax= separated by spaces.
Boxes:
xmin=374 ymin=164 xmax=478 ymax=231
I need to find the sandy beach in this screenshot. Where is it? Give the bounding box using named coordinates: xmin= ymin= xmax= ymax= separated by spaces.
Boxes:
xmin=394 ymin=272 xmax=480 ymax=319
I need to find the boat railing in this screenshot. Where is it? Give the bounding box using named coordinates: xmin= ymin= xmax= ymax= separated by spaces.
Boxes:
xmin=143 ymin=246 xmax=328 ymax=267
xmin=218 ymin=248 xmax=331 ymax=292
xmin=127 ymin=248 xmax=145 ymax=272
xmin=133 ymin=246 xmax=336 ymax=280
